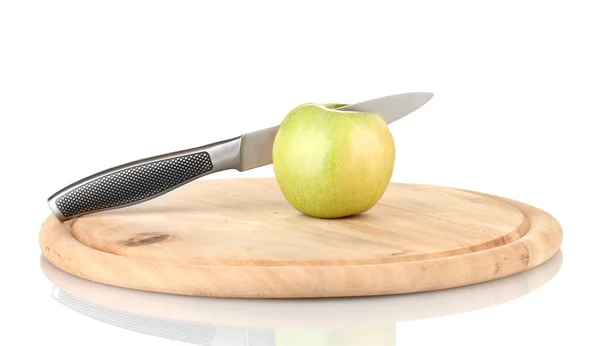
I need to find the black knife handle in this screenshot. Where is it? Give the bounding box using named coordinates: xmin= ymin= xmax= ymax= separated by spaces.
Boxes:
xmin=48 ymin=136 xmax=242 ymax=221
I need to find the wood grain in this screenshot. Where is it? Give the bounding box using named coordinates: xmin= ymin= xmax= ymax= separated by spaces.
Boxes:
xmin=39 ymin=178 xmax=562 ymax=298
xmin=40 ymin=250 xmax=562 ymax=328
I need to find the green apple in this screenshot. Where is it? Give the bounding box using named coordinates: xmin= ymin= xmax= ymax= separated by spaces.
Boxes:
xmin=272 ymin=103 xmax=395 ymax=218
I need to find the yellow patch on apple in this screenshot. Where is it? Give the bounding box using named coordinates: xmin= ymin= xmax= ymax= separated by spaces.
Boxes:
xmin=272 ymin=103 xmax=395 ymax=218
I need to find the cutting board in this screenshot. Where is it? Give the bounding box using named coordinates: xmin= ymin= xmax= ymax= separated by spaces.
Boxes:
xmin=39 ymin=177 xmax=562 ymax=298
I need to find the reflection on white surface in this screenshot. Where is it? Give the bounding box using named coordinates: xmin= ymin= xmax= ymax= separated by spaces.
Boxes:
xmin=41 ymin=250 xmax=562 ymax=346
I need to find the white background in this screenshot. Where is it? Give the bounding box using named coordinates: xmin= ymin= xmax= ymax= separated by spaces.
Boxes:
xmin=1 ymin=1 xmax=599 ymax=345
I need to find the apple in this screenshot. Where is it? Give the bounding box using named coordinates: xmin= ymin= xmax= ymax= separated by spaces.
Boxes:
xmin=272 ymin=103 xmax=395 ymax=218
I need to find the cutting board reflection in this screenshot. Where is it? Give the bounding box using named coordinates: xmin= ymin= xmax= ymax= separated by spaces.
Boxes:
xmin=39 ymin=177 xmax=562 ymax=298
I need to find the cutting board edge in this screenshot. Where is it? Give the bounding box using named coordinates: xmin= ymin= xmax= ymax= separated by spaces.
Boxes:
xmin=38 ymin=185 xmax=562 ymax=298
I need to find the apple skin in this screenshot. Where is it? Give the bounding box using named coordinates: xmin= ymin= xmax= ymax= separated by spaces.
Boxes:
xmin=272 ymin=103 xmax=395 ymax=218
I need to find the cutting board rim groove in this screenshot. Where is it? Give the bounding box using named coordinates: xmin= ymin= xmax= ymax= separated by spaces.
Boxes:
xmin=39 ymin=178 xmax=562 ymax=298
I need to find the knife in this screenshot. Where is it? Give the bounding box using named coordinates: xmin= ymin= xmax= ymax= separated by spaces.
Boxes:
xmin=47 ymin=92 xmax=434 ymax=222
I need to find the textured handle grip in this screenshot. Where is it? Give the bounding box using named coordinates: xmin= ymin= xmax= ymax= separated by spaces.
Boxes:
xmin=54 ymin=151 xmax=213 ymax=218
xmin=48 ymin=136 xmax=242 ymax=221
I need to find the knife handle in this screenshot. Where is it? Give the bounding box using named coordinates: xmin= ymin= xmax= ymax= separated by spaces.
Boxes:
xmin=47 ymin=136 xmax=242 ymax=222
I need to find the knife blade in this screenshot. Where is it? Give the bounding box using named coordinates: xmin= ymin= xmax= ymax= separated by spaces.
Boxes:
xmin=47 ymin=92 xmax=433 ymax=221
xmin=240 ymin=92 xmax=433 ymax=171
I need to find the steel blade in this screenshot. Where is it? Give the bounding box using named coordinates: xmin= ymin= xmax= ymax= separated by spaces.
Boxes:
xmin=239 ymin=92 xmax=433 ymax=171
xmin=339 ymin=92 xmax=434 ymax=124
xmin=239 ymin=125 xmax=279 ymax=171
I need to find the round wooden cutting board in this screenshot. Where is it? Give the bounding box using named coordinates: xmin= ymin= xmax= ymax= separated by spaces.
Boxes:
xmin=39 ymin=177 xmax=562 ymax=298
